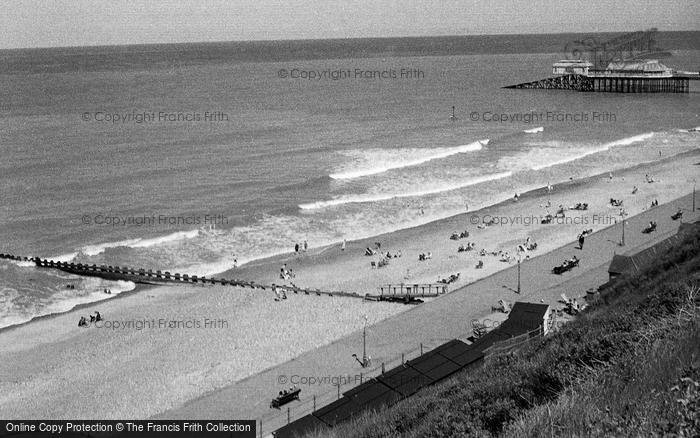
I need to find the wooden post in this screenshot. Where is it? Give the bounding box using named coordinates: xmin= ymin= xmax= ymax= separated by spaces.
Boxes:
xmin=313 ymin=395 xmax=316 ymax=412
xmin=259 ymin=419 xmax=262 ymax=438
xmin=287 ymin=406 xmax=290 ymax=424
xmin=420 ymin=343 xmax=423 ymax=355
xmin=337 ymin=384 xmax=340 ymax=399
xmin=382 ymin=362 xmax=385 ymax=374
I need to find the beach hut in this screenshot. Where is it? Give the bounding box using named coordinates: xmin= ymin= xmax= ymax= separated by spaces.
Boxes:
xmin=504 ymin=302 xmax=553 ymax=335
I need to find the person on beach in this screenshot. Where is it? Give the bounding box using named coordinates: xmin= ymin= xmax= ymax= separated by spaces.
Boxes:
xmin=341 ymin=239 xmax=346 ymax=251
xmin=632 ymin=185 xmax=638 ymax=194
xmin=303 ymin=240 xmax=308 ymax=252
xmin=294 ymin=243 xmax=299 ymax=254
xmin=578 ymin=234 xmax=585 ymax=249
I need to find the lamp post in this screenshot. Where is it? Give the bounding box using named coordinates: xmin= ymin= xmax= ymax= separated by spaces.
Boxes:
xmin=352 ymin=315 xmax=370 ymax=368
xmin=620 ymin=208 xmax=628 ymax=246
xmin=516 ymin=248 xmax=522 ymax=294
xmin=362 ymin=315 xmax=368 ymax=367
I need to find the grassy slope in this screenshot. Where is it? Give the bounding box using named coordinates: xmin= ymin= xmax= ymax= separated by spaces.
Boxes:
xmin=303 ymin=227 xmax=700 ymax=438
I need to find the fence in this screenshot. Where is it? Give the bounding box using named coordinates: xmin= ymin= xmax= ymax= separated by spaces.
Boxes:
xmin=482 ymin=326 xmax=544 ymax=361
xmin=255 ymin=338 xmax=452 ymax=437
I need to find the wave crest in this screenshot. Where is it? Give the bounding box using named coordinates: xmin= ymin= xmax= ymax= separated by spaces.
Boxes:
xmin=329 ymin=139 xmax=488 ymax=180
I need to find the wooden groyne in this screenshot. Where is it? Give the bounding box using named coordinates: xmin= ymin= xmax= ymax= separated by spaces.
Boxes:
xmin=274 ymin=284 xmax=364 ymax=300
xmin=0 ymin=253 xmax=265 ymax=289
xmin=0 ymin=253 xmax=380 ymax=300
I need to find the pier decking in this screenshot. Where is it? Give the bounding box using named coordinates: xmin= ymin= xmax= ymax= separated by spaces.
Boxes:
xmin=363 ymin=283 xmax=447 ymax=303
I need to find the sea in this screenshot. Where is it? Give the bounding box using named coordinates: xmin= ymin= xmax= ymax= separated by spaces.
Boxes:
xmin=1 ymin=32 xmax=699 ymax=328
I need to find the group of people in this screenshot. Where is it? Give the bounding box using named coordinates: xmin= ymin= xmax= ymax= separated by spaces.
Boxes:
xmin=438 ymin=272 xmax=460 ymax=284
xmin=458 ymin=242 xmax=476 ymax=252
xmin=293 ymin=241 xmax=308 ymax=254
xmin=279 ymin=263 xmax=295 ymax=280
xmin=650 ymin=199 xmax=659 ymax=207
xmin=643 ymin=221 xmax=658 ymax=233
xmin=554 ymin=256 xmax=581 ymax=273
xmin=418 ymin=252 xmax=432 ymax=261
xmin=78 ymin=311 xmax=102 ymax=327
xmin=278 ymin=385 xmax=299 ymax=398
xmin=610 ymin=198 xmax=624 ymax=207
xmin=450 ymin=230 xmax=470 ymax=240
xmin=272 ymin=284 xmax=288 ymax=301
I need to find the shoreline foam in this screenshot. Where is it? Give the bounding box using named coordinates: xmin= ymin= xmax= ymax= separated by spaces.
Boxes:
xmin=4 ymin=147 xmax=698 ymax=331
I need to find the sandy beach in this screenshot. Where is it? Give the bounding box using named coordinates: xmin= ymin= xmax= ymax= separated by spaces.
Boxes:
xmin=0 ymin=148 xmax=698 ymax=422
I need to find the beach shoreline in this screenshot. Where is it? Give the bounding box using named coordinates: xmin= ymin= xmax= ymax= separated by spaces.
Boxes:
xmin=5 ymin=147 xmax=697 ymax=333
xmin=0 ymin=148 xmax=698 ymax=420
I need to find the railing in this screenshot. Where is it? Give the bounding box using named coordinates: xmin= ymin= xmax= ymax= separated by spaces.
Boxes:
xmin=255 ymin=339 xmax=452 ymax=438
xmin=482 ymin=326 xmax=544 ymax=360
xmin=376 ymin=283 xmax=447 ymax=297
xmin=587 ymin=69 xmax=673 ymax=78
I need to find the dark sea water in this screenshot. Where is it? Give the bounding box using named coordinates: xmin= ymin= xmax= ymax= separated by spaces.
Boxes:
xmin=1 ymin=33 xmax=699 ymax=327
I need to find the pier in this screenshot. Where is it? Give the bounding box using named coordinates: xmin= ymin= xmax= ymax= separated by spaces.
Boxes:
xmin=505 ymin=73 xmax=691 ymax=93
xmin=505 ymin=59 xmax=696 ymax=93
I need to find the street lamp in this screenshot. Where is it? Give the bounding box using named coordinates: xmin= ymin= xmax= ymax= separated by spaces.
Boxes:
xmin=517 ymin=251 xmax=522 ymax=294
xmin=693 ymin=179 xmax=696 ymax=211
xmin=352 ymin=315 xmax=370 ymax=368
xmin=515 ymin=247 xmax=523 ymax=294
xmin=619 ymin=208 xmax=628 ymax=246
